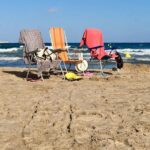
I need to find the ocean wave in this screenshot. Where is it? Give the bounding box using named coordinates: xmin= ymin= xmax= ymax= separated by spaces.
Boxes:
xmin=135 ymin=58 xmax=150 ymax=62
xmin=0 ymin=56 xmax=149 ymax=65
xmin=0 ymin=47 xmax=150 ymax=62
xmin=68 ymin=47 xmax=150 ymax=56
xmin=114 ymin=49 xmax=150 ymax=56
xmin=0 ymin=47 xmax=22 ymax=53
xmin=0 ymin=57 xmax=22 ymax=61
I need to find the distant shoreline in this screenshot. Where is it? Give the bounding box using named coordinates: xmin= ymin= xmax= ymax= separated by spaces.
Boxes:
xmin=0 ymin=41 xmax=9 ymax=43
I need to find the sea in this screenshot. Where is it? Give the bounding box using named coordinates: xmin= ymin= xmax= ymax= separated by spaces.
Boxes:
xmin=0 ymin=43 xmax=150 ymax=69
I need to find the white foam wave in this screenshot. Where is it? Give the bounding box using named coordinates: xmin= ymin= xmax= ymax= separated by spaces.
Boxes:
xmin=115 ymin=49 xmax=150 ymax=56
xmin=31 ymin=46 xmax=150 ymax=56
xmin=0 ymin=57 xmax=22 ymax=61
xmin=135 ymin=58 xmax=150 ymax=62
xmin=0 ymin=47 xmax=21 ymax=53
xmin=20 ymin=45 xmax=24 ymax=48
xmin=69 ymin=49 xmax=150 ymax=60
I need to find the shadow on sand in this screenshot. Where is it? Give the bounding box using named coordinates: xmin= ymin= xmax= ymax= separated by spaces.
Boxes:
xmin=3 ymin=70 xmax=39 ymax=79
xmin=90 ymin=71 xmax=113 ymax=76
xmin=3 ymin=69 xmax=114 ymax=81
xmin=2 ymin=70 xmax=59 ymax=80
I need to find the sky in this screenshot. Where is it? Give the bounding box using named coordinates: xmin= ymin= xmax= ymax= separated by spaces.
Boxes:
xmin=0 ymin=0 xmax=150 ymax=42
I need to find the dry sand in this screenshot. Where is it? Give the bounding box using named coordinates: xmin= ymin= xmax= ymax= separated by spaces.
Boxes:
xmin=0 ymin=64 xmax=150 ymax=150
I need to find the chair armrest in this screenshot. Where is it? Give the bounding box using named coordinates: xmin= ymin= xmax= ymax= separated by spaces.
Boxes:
xmin=52 ymin=48 xmax=68 ymax=53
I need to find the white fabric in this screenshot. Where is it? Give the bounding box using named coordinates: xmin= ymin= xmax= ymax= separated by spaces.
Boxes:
xmin=36 ymin=49 xmax=59 ymax=77
xmin=37 ymin=48 xmax=57 ymax=61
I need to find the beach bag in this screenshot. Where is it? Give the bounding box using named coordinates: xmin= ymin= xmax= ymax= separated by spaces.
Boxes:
xmin=115 ymin=51 xmax=123 ymax=69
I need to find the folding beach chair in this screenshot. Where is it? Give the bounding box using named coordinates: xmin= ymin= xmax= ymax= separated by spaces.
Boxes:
xmin=49 ymin=27 xmax=88 ymax=72
xmin=80 ymin=28 xmax=123 ymax=74
xmin=19 ymin=29 xmax=60 ymax=80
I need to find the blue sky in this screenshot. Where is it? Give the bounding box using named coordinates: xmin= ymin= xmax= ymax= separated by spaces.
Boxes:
xmin=0 ymin=0 xmax=150 ymax=42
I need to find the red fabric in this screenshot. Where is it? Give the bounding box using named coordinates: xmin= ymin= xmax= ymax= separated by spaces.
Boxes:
xmin=80 ymin=28 xmax=116 ymax=60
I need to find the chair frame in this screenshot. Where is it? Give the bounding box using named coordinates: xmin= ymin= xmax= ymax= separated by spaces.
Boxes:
xmin=20 ymin=29 xmax=64 ymax=80
xmin=89 ymin=48 xmax=118 ymax=75
xmin=80 ymin=28 xmax=120 ymax=75
xmin=49 ymin=28 xmax=88 ymax=73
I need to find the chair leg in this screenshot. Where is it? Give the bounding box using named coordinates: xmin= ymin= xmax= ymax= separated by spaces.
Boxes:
xmin=59 ymin=61 xmax=66 ymax=80
xmin=40 ymin=74 xmax=44 ymax=81
xmin=99 ymin=60 xmax=104 ymax=76
xmin=26 ymin=67 xmax=30 ymax=79
xmin=102 ymin=61 xmax=107 ymax=69
xmin=26 ymin=61 xmax=31 ymax=79
xmin=63 ymin=61 xmax=68 ymax=73
xmin=26 ymin=55 xmax=34 ymax=80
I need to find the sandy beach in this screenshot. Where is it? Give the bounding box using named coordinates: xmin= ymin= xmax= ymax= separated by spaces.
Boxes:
xmin=0 ymin=64 xmax=150 ymax=150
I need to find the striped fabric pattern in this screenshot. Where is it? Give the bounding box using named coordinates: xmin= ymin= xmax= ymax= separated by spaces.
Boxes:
xmin=50 ymin=28 xmax=69 ymax=61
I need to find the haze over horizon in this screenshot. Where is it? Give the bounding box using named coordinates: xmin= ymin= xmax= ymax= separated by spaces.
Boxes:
xmin=0 ymin=0 xmax=150 ymax=43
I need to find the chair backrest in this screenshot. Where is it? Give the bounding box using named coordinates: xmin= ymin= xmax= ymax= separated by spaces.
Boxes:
xmin=50 ymin=28 xmax=69 ymax=61
xmin=19 ymin=29 xmax=45 ymax=53
xmin=80 ymin=28 xmax=107 ymax=60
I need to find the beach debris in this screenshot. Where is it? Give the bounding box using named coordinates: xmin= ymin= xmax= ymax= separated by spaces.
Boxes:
xmin=65 ymin=72 xmax=82 ymax=81
xmin=125 ymin=52 xmax=131 ymax=58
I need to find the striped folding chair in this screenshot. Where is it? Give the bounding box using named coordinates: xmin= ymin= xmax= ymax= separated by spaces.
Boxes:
xmin=49 ymin=27 xmax=88 ymax=73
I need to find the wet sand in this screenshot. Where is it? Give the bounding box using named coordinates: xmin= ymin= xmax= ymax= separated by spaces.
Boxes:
xmin=0 ymin=64 xmax=150 ymax=150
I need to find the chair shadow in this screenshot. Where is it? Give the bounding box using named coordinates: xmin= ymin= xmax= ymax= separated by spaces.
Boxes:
xmin=93 ymin=71 xmax=113 ymax=77
xmin=3 ymin=70 xmax=54 ymax=80
xmin=103 ymin=71 xmax=113 ymax=75
xmin=91 ymin=70 xmax=113 ymax=76
xmin=3 ymin=70 xmax=38 ymax=79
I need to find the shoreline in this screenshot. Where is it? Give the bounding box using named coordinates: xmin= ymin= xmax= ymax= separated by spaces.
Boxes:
xmin=0 ymin=60 xmax=150 ymax=69
xmin=0 ymin=63 xmax=150 ymax=149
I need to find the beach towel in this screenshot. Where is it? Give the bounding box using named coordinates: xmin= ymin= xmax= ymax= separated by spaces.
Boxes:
xmin=19 ymin=29 xmax=45 ymax=53
xmin=80 ymin=28 xmax=108 ymax=60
